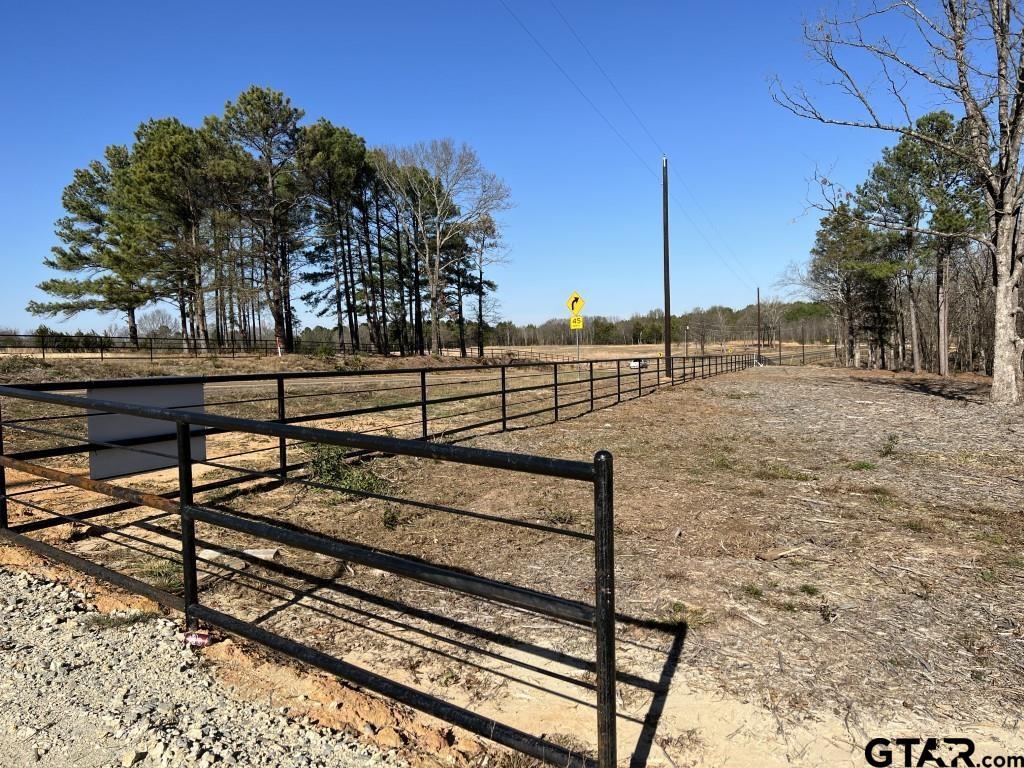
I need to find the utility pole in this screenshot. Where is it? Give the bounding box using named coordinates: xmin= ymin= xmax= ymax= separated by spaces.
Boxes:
xmin=662 ymin=156 xmax=672 ymax=377
xmin=756 ymin=287 xmax=761 ymax=365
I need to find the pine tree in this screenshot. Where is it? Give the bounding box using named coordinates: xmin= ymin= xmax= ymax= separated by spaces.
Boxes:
xmin=29 ymin=145 xmax=154 ymax=345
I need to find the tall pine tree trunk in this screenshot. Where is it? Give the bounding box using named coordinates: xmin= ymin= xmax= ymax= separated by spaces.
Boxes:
xmin=340 ymin=217 xmax=360 ymax=351
xmin=409 ymin=214 xmax=425 ymax=355
xmin=178 ymin=284 xmax=190 ymax=352
xmin=394 ymin=216 xmax=408 ymax=356
xmin=373 ymin=189 xmax=389 ymax=354
xmin=906 ymin=276 xmax=922 ymax=374
xmin=456 ymin=275 xmax=466 ymax=357
xmin=477 ymin=261 xmax=485 ymax=357
xmin=281 ymin=238 xmax=294 ymax=353
xmin=937 ymin=249 xmax=949 ymax=377
xmin=358 ymin=204 xmax=381 ymax=352
xmin=126 ymin=307 xmax=139 ymax=348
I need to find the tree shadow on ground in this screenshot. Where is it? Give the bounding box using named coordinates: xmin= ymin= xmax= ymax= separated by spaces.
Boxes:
xmin=862 ymin=375 xmax=989 ymax=404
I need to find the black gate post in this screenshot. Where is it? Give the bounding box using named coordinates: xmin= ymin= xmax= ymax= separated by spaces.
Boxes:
xmin=616 ymin=361 xmax=621 ymax=403
xmin=589 ymin=362 xmax=595 ymax=411
xmin=553 ymin=363 xmax=559 ymax=422
xmin=176 ymin=422 xmax=198 ymax=630
xmin=420 ymin=370 xmax=429 ymax=439
xmin=593 ymin=450 xmax=617 ymax=768
xmin=276 ymin=376 xmax=287 ymax=479
xmin=655 ymin=356 xmax=661 ymax=388
xmin=500 ymin=366 xmax=508 ymax=432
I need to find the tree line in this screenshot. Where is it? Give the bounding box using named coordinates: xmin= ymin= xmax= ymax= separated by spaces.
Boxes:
xmin=30 ymin=86 xmax=511 ymax=356
xmin=772 ymin=0 xmax=1024 ymax=404
xmin=794 ymin=111 xmax=996 ymax=377
xmin=493 ymin=300 xmax=833 ymax=349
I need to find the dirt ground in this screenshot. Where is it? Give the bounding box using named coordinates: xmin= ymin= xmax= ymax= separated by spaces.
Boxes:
xmin=2 ymin=363 xmax=1023 ymax=766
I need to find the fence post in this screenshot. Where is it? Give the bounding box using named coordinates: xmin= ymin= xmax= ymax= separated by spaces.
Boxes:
xmin=176 ymin=422 xmax=198 ymax=630
xmin=802 ymin=325 xmax=806 ymax=365
xmin=589 ymin=362 xmax=595 ymax=411
xmin=553 ymin=363 xmax=559 ymax=422
xmin=593 ymin=450 xmax=617 ymax=768
xmin=500 ymin=366 xmax=508 ymax=432
xmin=40 ymin=335 xmax=45 ymax=361
xmin=276 ymin=376 xmax=287 ymax=479
xmin=420 ymin=370 xmax=429 ymax=439
xmin=655 ymin=356 xmax=660 ymax=388
xmin=637 ymin=360 xmax=642 ymax=397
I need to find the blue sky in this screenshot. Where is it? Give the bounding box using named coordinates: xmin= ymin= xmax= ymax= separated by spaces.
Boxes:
xmin=0 ymin=0 xmax=898 ymax=331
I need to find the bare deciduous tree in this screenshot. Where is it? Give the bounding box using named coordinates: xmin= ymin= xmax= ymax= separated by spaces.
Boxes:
xmin=771 ymin=0 xmax=1024 ymax=404
xmin=385 ymin=139 xmax=511 ymax=354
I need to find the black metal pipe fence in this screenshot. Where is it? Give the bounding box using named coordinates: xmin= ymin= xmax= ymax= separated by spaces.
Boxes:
xmin=439 ymin=345 xmax=575 ymax=363
xmin=0 ymin=333 xmax=363 ymax=360
xmin=0 ymin=348 xmax=835 ymax=764
xmin=0 ymin=349 xmax=840 ymax=470
xmin=0 ymin=333 xmax=839 ymax=365
xmin=0 ymin=353 xmax=776 ymax=463
xmin=758 ymin=346 xmax=837 ymax=366
xmin=0 ymin=384 xmax=615 ymax=767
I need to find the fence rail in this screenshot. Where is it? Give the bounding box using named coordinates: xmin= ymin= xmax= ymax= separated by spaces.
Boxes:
xmin=0 ymin=347 xmax=834 ymax=764
xmin=0 ymin=333 xmax=841 ymax=366
xmin=439 ymin=345 xmax=575 ymax=363
xmin=0 ymin=383 xmax=615 ymax=767
xmin=0 ymin=333 xmax=366 ymax=360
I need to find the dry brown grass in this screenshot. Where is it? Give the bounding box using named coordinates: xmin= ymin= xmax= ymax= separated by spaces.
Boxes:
xmin=5 ymin=362 xmax=1023 ymax=760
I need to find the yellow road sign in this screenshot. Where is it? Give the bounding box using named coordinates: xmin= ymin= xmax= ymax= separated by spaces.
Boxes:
xmin=570 ymin=315 xmax=584 ymax=330
xmin=566 ymin=291 xmax=585 ymax=315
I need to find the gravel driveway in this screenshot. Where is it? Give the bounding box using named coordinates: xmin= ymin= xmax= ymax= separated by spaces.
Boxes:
xmin=0 ymin=568 xmax=400 ymax=768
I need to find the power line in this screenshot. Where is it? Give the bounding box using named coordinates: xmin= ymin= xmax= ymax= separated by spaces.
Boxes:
xmin=546 ymin=0 xmax=664 ymax=154
xmin=541 ymin=0 xmax=756 ymax=290
xmin=496 ymin=0 xmax=656 ymax=177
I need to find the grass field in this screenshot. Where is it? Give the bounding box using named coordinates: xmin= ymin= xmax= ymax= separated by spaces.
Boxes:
xmin=1 ymin=359 xmax=1020 ymax=766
